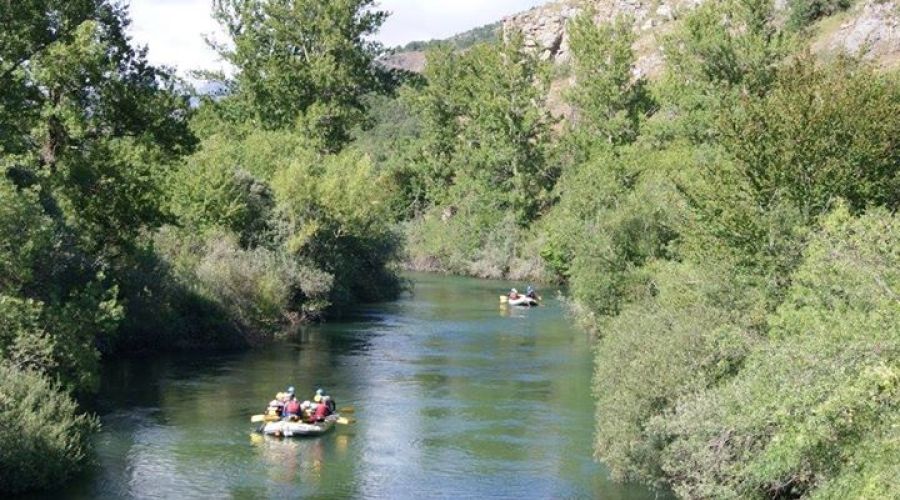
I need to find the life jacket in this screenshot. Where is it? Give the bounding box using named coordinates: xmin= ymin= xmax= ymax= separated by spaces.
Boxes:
xmin=314 ymin=403 xmax=329 ymax=421
xmin=285 ymin=399 xmax=301 ymax=415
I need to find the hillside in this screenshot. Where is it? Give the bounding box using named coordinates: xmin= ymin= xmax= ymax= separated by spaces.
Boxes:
xmin=380 ymin=21 xmax=501 ymax=73
xmin=384 ymin=0 xmax=899 ymax=77
xmin=504 ymin=0 xmax=899 ymax=72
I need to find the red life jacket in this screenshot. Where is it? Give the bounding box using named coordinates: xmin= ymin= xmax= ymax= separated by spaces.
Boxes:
xmin=285 ymin=399 xmax=301 ymax=415
xmin=314 ymin=403 xmax=329 ymax=421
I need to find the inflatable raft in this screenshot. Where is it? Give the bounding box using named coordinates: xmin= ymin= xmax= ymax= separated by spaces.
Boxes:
xmin=508 ymin=296 xmax=539 ymax=307
xmin=258 ymin=416 xmax=338 ymax=437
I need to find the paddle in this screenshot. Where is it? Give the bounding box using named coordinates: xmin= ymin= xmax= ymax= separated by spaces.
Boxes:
xmin=250 ymin=414 xmax=281 ymax=423
xmin=338 ymin=406 xmax=355 ymax=414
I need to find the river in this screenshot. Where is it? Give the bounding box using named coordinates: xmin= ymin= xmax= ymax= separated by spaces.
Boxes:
xmin=60 ymin=274 xmax=663 ymax=499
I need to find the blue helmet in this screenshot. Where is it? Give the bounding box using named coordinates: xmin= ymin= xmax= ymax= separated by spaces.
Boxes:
xmin=287 ymin=386 xmax=295 ymax=395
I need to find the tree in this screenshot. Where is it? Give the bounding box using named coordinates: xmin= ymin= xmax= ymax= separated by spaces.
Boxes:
xmin=654 ymin=0 xmax=790 ymax=143
xmin=211 ymin=0 xmax=390 ymax=152
xmin=414 ymin=33 xmax=555 ymax=224
xmin=567 ymin=12 xmax=651 ymax=149
xmin=0 ymin=0 xmax=194 ymax=392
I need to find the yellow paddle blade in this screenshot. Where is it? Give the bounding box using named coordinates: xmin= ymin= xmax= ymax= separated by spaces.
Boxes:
xmin=251 ymin=414 xmax=281 ymax=423
xmin=499 ymin=295 xmax=509 ymax=302
xmin=336 ymin=417 xmax=355 ymax=425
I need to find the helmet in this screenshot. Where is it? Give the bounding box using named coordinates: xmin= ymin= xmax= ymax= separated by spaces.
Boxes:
xmin=511 ymin=288 xmax=518 ymax=293
xmin=316 ymin=388 xmax=325 ymax=395
xmin=314 ymin=395 xmax=322 ymax=403
xmin=287 ymin=386 xmax=295 ymax=394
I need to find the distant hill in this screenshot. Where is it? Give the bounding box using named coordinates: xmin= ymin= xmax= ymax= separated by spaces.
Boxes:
xmin=397 ymin=22 xmax=501 ymax=52
xmin=380 ymin=22 xmax=502 ymax=73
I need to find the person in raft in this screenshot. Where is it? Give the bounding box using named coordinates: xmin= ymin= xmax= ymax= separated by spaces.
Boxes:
xmin=283 ymin=394 xmax=302 ymax=421
xmin=526 ymin=285 xmax=537 ymax=299
xmin=509 ymin=288 xmax=520 ymax=299
xmin=313 ymin=388 xmax=338 ymax=413
xmin=312 ymin=399 xmax=331 ymax=422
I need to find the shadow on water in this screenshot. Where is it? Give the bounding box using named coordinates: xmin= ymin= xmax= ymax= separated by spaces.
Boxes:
xmin=56 ymin=273 xmax=670 ymax=499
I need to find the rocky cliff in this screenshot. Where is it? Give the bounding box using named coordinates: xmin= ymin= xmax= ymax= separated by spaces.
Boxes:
xmin=503 ymin=0 xmax=899 ymax=75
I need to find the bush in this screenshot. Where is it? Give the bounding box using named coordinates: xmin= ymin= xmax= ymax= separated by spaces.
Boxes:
xmin=0 ymin=363 xmax=98 ymax=494
xmin=593 ymin=260 xmax=761 ymax=486
xmin=659 ymin=206 xmax=900 ymax=498
xmin=789 ymin=0 xmax=852 ymax=29
xmin=194 ymin=232 xmax=333 ymax=330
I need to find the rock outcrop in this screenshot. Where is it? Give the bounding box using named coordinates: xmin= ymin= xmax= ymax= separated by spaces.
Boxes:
xmin=814 ymin=0 xmax=900 ymax=69
xmin=504 ymin=0 xmax=900 ymax=74
xmin=502 ymin=0 xmax=704 ymax=78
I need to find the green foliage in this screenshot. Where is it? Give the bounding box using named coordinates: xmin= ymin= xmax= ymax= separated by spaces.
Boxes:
xmin=788 ymin=0 xmax=853 ymax=29
xmin=272 ymin=149 xmax=402 ymax=304
xmin=397 ymin=22 xmax=500 ymax=52
xmin=567 ymin=12 xmax=651 ymax=149
xmin=593 ymin=259 xmax=760 ymax=486
xmin=653 ymin=0 xmax=790 ymax=143
xmin=0 ymin=363 xmax=99 ymax=494
xmin=418 ymin=35 xmax=555 ymax=223
xmin=541 ymin=145 xmax=684 ymax=316
xmin=211 ymin=0 xmax=390 ymax=151
xmin=682 ymin=55 xmax=899 ymax=305
xmin=659 ymin=207 xmax=900 ymax=499
xmin=719 ymin=55 xmax=899 ymax=215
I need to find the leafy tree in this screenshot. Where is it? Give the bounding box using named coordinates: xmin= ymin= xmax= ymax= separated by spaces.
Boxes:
xmin=211 ymin=0 xmax=390 ymax=151
xmin=272 ymin=149 xmax=401 ymax=304
xmin=415 ymin=34 xmax=555 ymax=224
xmin=653 ymin=0 xmax=790 ymax=143
xmin=682 ymin=55 xmax=899 ymax=304
xmin=567 ymin=12 xmax=651 ymax=149
xmin=0 ymin=0 xmax=193 ymax=390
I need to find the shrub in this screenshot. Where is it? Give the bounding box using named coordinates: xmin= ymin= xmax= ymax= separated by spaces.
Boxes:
xmin=659 ymin=206 xmax=900 ymax=498
xmin=593 ymin=260 xmax=761 ymax=486
xmin=0 ymin=363 xmax=98 ymax=494
xmin=788 ymin=0 xmax=853 ymax=29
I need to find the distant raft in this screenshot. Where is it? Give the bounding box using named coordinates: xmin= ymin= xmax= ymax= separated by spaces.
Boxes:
xmin=508 ymin=295 xmax=539 ymax=307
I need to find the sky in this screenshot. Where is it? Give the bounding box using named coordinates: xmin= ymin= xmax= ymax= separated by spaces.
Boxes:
xmin=127 ymin=0 xmax=547 ymax=77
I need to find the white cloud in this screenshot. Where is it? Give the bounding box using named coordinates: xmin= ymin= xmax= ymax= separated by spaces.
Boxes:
xmin=127 ymin=0 xmax=226 ymax=76
xmin=127 ymin=0 xmax=547 ymax=77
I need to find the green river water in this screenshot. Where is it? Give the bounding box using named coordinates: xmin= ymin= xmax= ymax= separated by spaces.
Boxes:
xmin=59 ymin=274 xmax=665 ymax=499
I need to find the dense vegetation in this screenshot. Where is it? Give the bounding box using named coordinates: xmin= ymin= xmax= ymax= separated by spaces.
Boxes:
xmin=1 ymin=0 xmax=896 ymax=496
xmin=0 ymin=0 xmax=401 ymax=492
xmin=358 ymin=0 xmax=899 ymax=497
